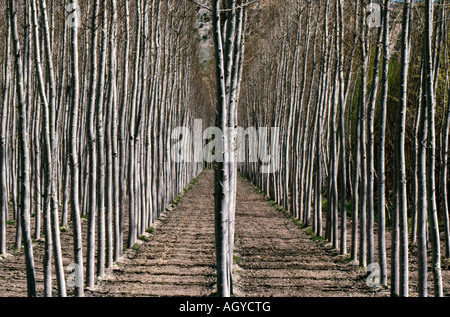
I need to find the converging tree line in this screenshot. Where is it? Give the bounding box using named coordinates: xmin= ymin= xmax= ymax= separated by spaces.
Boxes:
xmin=236 ymin=0 xmax=450 ymax=297
xmin=0 ymin=0 xmax=207 ymax=297
xmin=0 ymin=0 xmax=449 ymax=298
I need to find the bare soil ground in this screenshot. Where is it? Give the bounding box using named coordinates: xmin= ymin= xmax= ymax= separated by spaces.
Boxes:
xmin=233 ymin=175 xmax=371 ymax=297
xmin=87 ymin=171 xmax=217 ymax=297
xmin=234 ymin=175 xmax=450 ymax=297
xmin=0 ymin=170 xmax=449 ymax=297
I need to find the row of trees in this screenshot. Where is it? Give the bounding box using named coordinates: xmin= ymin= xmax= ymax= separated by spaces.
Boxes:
xmin=211 ymin=0 xmax=247 ymax=298
xmin=238 ymin=0 xmax=449 ymax=297
xmin=0 ymin=0 xmax=206 ymax=296
xmin=3 ymin=0 xmax=449 ymax=298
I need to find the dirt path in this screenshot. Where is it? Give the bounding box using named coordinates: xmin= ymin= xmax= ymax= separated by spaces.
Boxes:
xmin=89 ymin=171 xmax=217 ymax=297
xmin=90 ymin=170 xmax=372 ymax=297
xmin=232 ymin=175 xmax=371 ymax=297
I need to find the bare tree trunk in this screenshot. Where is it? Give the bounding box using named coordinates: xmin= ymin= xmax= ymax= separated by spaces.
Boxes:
xmin=127 ymin=0 xmax=142 ymax=248
xmin=358 ymin=1 xmax=368 ymax=268
xmin=377 ymin=0 xmax=390 ymax=288
xmin=396 ymin=0 xmax=411 ymax=297
xmin=0 ymin=7 xmax=11 ymax=256
xmin=118 ymin=0 xmax=130 ymax=257
xmin=106 ymin=0 xmax=118 ymax=267
xmin=417 ymin=62 xmax=428 ymax=297
xmin=351 ymin=1 xmax=361 ymax=262
xmin=9 ymin=0 xmax=37 ymax=297
xmin=337 ymin=0 xmax=347 ymax=256
xmin=212 ymin=0 xmax=230 ymax=297
xmin=412 ymin=63 xmax=424 ymax=245
xmin=68 ymin=0 xmax=85 ymax=296
xmin=366 ymin=7 xmax=383 ymax=269
xmin=96 ymin=0 xmax=108 ymax=279
xmin=86 ymin=0 xmax=100 ymax=289
xmin=424 ymin=0 xmax=443 ymax=297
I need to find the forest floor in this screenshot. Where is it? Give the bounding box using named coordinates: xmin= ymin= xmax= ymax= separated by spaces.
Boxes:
xmin=0 ymin=170 xmax=449 ymax=297
xmin=88 ymin=170 xmax=372 ymax=297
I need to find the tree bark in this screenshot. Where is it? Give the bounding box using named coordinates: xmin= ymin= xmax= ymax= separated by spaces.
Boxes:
xmin=9 ymin=0 xmax=37 ymax=297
